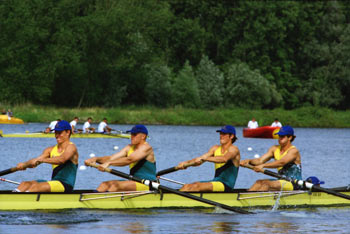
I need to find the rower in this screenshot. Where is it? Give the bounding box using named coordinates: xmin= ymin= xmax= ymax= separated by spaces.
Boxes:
xmin=176 ymin=125 xmax=240 ymax=192
xmin=82 ymin=117 xmax=95 ymax=133
xmin=45 ymin=119 xmax=61 ymax=133
xmin=97 ymin=118 xmax=112 ymax=134
xmin=84 ymin=124 xmax=156 ymax=192
xmin=69 ymin=117 xmax=79 ymax=134
xmin=240 ymin=125 xmax=302 ymax=191
xmin=15 ymin=120 xmax=79 ymax=192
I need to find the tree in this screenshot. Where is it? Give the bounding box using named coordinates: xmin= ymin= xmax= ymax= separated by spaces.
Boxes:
xmin=195 ymin=56 xmax=224 ymax=108
xmin=225 ymin=62 xmax=282 ymax=108
xmin=171 ymin=61 xmax=200 ymax=108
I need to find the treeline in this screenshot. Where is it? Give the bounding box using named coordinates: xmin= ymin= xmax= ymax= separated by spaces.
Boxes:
xmin=1 ymin=0 xmax=350 ymax=110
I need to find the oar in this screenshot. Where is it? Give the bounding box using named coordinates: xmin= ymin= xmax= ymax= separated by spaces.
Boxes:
xmin=242 ymin=164 xmax=350 ymax=200
xmin=0 ymin=177 xmax=20 ymax=185
xmin=0 ymin=161 xmax=40 ymax=177
xmin=0 ymin=167 xmax=18 ymax=177
xmin=156 ymin=161 xmax=199 ymax=176
xmin=87 ymin=163 xmax=253 ymax=214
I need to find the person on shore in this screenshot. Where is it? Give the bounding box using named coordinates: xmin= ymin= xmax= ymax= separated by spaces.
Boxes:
xmin=240 ymin=125 xmax=301 ymax=191
xmin=176 ymin=125 xmax=240 ymax=192
xmin=70 ymin=117 xmax=79 ymax=134
xmin=97 ymin=118 xmax=112 ymax=134
xmin=45 ymin=119 xmax=61 ymax=133
xmin=82 ymin=117 xmax=95 ymax=133
xmin=14 ymin=120 xmax=79 ymax=192
xmin=85 ymin=124 xmax=156 ymax=192
xmin=271 ymin=118 xmax=282 ymax=127
xmin=247 ymin=118 xmax=259 ymax=129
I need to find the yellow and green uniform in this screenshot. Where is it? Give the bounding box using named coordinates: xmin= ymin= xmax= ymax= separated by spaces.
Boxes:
xmin=274 ymin=145 xmax=302 ymax=190
xmin=39 ymin=142 xmax=77 ymax=192
xmin=128 ymin=145 xmax=156 ymax=191
xmin=203 ymin=146 xmax=239 ymax=192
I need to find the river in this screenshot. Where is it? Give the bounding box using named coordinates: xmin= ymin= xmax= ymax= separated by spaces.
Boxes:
xmin=0 ymin=123 xmax=349 ymax=233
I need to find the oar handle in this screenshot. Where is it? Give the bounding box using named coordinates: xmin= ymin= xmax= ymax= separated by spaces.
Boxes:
xmin=0 ymin=167 xmax=18 ymax=177
xmin=156 ymin=161 xmax=197 ymax=176
xmin=86 ymin=162 xmax=112 ymax=173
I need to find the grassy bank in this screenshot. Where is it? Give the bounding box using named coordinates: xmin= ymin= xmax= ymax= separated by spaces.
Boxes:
xmin=4 ymin=104 xmax=350 ymax=128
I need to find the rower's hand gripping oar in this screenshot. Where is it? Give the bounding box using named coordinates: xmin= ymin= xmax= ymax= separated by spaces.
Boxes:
xmin=242 ymin=163 xmax=350 ymax=201
xmin=156 ymin=161 xmax=201 ymax=176
xmin=0 ymin=161 xmax=41 ymax=177
xmin=87 ymin=162 xmax=253 ymax=214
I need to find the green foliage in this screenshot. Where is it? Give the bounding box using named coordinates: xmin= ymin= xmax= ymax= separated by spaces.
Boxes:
xmin=0 ymin=0 xmax=350 ymax=110
xmin=171 ymin=61 xmax=200 ymax=108
xmin=144 ymin=63 xmax=173 ymax=107
xmin=225 ymin=62 xmax=282 ymax=109
xmin=195 ymin=56 xmax=224 ymax=108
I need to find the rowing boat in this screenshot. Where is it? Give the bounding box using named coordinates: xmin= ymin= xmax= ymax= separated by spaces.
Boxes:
xmin=243 ymin=126 xmax=280 ymax=139
xmin=0 ymin=132 xmax=131 ymax=139
xmin=0 ymin=115 xmax=24 ymax=124
xmin=1 ymin=189 xmax=349 ymax=210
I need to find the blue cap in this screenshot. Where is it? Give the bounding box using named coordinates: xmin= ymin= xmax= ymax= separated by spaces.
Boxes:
xmin=306 ymin=176 xmax=325 ymax=185
xmin=275 ymin=125 xmax=294 ymax=136
xmin=126 ymin=124 xmax=148 ymax=135
xmin=216 ymin=125 xmax=236 ymax=135
xmin=54 ymin=120 xmax=72 ymax=131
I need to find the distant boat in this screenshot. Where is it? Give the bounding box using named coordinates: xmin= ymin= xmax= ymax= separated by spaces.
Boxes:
xmin=0 ymin=131 xmax=131 ymax=139
xmin=243 ymin=126 xmax=280 ymax=139
xmin=0 ymin=114 xmax=24 ymax=124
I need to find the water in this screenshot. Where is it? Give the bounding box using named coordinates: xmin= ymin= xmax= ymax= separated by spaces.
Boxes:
xmin=1 ymin=123 xmax=350 ymax=233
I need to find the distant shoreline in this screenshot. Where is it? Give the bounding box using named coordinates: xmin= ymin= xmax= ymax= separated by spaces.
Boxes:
xmin=5 ymin=104 xmax=350 ymax=128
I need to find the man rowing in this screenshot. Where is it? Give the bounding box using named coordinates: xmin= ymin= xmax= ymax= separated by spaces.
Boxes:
xmin=85 ymin=124 xmax=156 ymax=192
xmin=176 ymin=125 xmax=240 ymax=192
xmin=240 ymin=125 xmax=302 ymax=191
xmin=15 ymin=120 xmax=79 ymax=192
xmin=97 ymin=118 xmax=112 ymax=133
xmin=83 ymin=117 xmax=95 ymax=133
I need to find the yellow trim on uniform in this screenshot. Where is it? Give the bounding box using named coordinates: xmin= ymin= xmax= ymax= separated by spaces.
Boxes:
xmin=211 ymin=181 xmax=225 ymax=192
xmin=278 ymin=180 xmax=294 ymax=191
xmin=48 ymin=181 xmax=65 ymax=192
xmin=135 ymin=182 xmax=150 ymax=191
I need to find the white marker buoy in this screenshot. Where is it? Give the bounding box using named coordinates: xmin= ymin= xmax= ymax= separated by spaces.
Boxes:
xmin=247 ymin=147 xmax=253 ymax=151
xmin=114 ymin=146 xmax=119 ymax=150
xmin=89 ymin=153 xmax=95 ymax=158
xmin=79 ymin=165 xmax=87 ymax=170
xmin=254 ymin=154 xmax=260 ymax=158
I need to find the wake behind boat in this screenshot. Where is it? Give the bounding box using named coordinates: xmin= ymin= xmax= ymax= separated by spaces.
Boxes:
xmin=1 ymin=188 xmax=350 ymax=210
xmin=243 ymin=126 xmax=280 ymax=139
xmin=0 ymin=131 xmax=131 ymax=139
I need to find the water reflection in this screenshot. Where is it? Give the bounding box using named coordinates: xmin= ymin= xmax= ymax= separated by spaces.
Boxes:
xmin=121 ymin=221 xmax=151 ymax=234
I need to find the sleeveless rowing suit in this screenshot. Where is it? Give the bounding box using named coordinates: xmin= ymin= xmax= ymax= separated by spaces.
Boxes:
xmin=207 ymin=146 xmax=239 ymax=192
xmin=274 ymin=145 xmax=302 ymax=190
xmin=49 ymin=142 xmax=78 ymax=192
xmin=128 ymin=144 xmax=156 ymax=191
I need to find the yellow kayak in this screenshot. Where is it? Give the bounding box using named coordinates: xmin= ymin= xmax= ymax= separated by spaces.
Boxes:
xmin=0 ymin=115 xmax=24 ymax=124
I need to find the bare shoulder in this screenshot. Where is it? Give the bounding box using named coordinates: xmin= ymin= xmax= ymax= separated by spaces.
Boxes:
xmin=228 ymin=144 xmax=239 ymax=153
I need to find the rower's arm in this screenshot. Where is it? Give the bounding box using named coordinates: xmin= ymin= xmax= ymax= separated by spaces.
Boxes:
xmin=107 ymin=144 xmax=151 ymax=167
xmin=261 ymin=148 xmax=299 ymax=169
xmin=39 ymin=144 xmax=77 ymax=165
xmin=204 ymin=145 xmax=238 ymax=164
xmin=16 ymin=147 xmax=53 ymax=170
xmin=177 ymin=145 xmax=218 ymax=169
xmin=240 ymin=145 xmax=275 ymax=166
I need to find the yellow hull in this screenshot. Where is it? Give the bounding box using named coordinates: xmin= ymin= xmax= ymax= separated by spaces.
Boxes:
xmin=1 ymin=132 xmax=131 ymax=139
xmin=1 ymin=190 xmax=350 ymax=210
xmin=0 ymin=115 xmax=24 ymax=124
